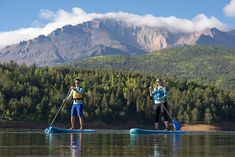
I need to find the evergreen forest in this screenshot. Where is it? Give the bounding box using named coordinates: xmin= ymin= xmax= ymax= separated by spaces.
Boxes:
xmin=0 ymin=61 xmax=234 ymax=125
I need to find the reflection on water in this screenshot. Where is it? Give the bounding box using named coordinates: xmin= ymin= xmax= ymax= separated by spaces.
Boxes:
xmin=130 ymin=134 xmax=182 ymax=157
xmin=70 ymin=133 xmax=82 ymax=157
xmin=46 ymin=132 xmax=85 ymax=157
xmin=0 ymin=129 xmax=235 ymax=157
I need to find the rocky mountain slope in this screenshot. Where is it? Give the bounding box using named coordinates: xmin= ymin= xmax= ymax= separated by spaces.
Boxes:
xmin=0 ymin=18 xmax=235 ymax=66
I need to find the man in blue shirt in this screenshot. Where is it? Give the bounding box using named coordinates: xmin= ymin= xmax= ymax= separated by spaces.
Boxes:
xmin=64 ymin=79 xmax=85 ymax=130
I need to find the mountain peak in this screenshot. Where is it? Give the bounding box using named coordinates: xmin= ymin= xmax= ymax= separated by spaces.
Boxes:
xmin=1 ymin=18 xmax=235 ymax=66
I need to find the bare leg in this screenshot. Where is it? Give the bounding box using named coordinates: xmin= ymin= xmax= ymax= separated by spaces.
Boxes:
xmin=79 ymin=116 xmax=84 ymax=130
xmin=164 ymin=121 xmax=169 ymax=130
xmin=155 ymin=122 xmax=159 ymax=129
xmin=70 ymin=116 xmax=76 ymax=129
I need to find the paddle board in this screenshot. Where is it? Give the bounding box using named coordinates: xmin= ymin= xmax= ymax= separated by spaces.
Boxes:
xmin=130 ymin=128 xmax=187 ymax=134
xmin=45 ymin=126 xmax=96 ymax=134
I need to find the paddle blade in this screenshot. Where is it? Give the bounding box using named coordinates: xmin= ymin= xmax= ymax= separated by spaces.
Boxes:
xmin=172 ymin=120 xmax=181 ymax=130
xmin=44 ymin=127 xmax=52 ymax=134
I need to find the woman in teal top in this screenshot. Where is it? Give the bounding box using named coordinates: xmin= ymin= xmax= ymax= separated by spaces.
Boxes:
xmin=149 ymin=78 xmax=169 ymax=130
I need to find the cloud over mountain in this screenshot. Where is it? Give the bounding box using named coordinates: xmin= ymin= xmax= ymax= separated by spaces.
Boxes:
xmin=224 ymin=0 xmax=235 ymax=17
xmin=0 ymin=7 xmax=232 ymax=48
xmin=1 ymin=18 xmax=235 ymax=66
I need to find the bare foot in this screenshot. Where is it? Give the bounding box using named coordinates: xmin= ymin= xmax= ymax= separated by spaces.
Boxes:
xmin=79 ymin=127 xmax=83 ymax=130
xmin=69 ymin=127 xmax=74 ymax=130
xmin=164 ymin=127 xmax=170 ymax=131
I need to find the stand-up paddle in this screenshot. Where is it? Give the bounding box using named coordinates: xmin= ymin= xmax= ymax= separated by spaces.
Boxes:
xmin=161 ymin=104 xmax=181 ymax=130
xmin=48 ymin=101 xmax=65 ymax=127
xmin=49 ymin=89 xmax=71 ymax=127
xmin=44 ymin=89 xmax=71 ymax=133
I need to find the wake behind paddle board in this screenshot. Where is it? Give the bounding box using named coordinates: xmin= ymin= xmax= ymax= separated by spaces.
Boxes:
xmin=45 ymin=126 xmax=96 ymax=134
xmin=130 ymin=128 xmax=187 ymax=134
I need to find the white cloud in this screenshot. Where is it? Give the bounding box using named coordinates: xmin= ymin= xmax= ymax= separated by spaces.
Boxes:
xmin=39 ymin=9 xmax=55 ymax=20
xmin=0 ymin=7 xmax=232 ymax=49
xmin=224 ymin=0 xmax=235 ymax=17
xmin=31 ymin=20 xmax=43 ymax=27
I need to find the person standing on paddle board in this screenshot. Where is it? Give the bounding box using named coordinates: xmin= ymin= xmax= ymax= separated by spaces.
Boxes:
xmin=64 ymin=79 xmax=85 ymax=130
xmin=149 ymin=78 xmax=169 ymax=130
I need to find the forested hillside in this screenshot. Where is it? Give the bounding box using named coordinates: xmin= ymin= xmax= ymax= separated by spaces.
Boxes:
xmin=0 ymin=62 xmax=234 ymax=125
xmin=74 ymin=46 xmax=235 ymax=95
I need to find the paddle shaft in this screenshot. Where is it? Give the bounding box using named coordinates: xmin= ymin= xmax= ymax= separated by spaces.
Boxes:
xmin=161 ymin=103 xmax=174 ymax=122
xmin=49 ymin=89 xmax=71 ymax=126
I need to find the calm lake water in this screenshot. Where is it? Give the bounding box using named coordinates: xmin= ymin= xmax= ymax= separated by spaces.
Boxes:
xmin=0 ymin=129 xmax=234 ymax=157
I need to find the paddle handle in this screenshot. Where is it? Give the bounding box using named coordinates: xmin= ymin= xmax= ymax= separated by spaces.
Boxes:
xmin=49 ymin=89 xmax=71 ymax=126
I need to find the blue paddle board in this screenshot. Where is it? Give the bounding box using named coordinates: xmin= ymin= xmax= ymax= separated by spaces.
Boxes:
xmin=45 ymin=126 xmax=96 ymax=134
xmin=130 ymin=128 xmax=187 ymax=134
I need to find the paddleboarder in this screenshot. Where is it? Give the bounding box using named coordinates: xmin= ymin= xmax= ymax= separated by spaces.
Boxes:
xmin=149 ymin=78 xmax=169 ymax=130
xmin=64 ymin=79 xmax=85 ymax=130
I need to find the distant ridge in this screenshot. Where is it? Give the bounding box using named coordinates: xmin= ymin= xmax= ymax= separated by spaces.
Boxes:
xmin=73 ymin=45 xmax=235 ymax=92
xmin=0 ymin=18 xmax=235 ymax=66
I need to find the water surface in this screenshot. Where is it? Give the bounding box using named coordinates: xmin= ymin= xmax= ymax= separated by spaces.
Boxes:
xmin=0 ymin=129 xmax=234 ymax=157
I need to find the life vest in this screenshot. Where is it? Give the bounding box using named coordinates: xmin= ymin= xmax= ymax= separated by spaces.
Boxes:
xmin=72 ymin=87 xmax=84 ymax=100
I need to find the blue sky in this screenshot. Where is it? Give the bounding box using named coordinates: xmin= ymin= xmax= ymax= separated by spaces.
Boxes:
xmin=0 ymin=0 xmax=235 ymax=48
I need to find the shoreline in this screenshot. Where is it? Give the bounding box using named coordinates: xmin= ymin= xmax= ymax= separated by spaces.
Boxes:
xmin=0 ymin=121 xmax=235 ymax=131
